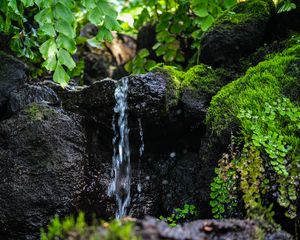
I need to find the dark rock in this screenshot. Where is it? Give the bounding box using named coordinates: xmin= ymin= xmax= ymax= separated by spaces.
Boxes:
xmin=0 ymin=103 xmax=86 ymax=239
xmin=127 ymin=71 xmax=180 ymax=123
xmin=0 ymin=52 xmax=28 ymax=115
xmin=6 ymin=84 xmax=60 ymax=117
xmin=269 ymin=2 xmax=300 ymax=41
xmin=44 ymin=79 xmax=117 ymax=129
xmin=200 ymin=0 xmax=275 ymax=67
xmin=138 ymin=217 xmax=293 ymax=240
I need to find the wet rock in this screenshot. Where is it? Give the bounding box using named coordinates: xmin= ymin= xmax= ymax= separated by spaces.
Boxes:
xmin=138 ymin=217 xmax=292 ymax=240
xmin=181 ymin=65 xmax=229 ymax=125
xmin=0 ymin=103 xmax=86 ymax=239
xmin=200 ymin=0 xmax=275 ymax=67
xmin=0 ymin=52 xmax=28 ymax=114
xmin=6 ymin=84 xmax=60 ymax=117
xmin=45 ymin=79 xmax=116 ymax=129
xmin=127 ymin=71 xmax=180 ymax=123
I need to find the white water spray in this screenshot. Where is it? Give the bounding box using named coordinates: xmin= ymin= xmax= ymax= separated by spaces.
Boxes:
xmin=137 ymin=118 xmax=144 ymax=195
xmin=108 ymin=78 xmax=131 ymax=219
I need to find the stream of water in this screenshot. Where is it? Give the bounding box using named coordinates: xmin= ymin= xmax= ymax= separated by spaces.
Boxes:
xmin=137 ymin=118 xmax=144 ymax=196
xmin=108 ymin=77 xmax=131 ymax=219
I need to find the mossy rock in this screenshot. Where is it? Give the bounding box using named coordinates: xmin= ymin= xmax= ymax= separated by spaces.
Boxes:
xmin=206 ymin=34 xmax=300 ymax=137
xmin=152 ymin=66 xmax=183 ymax=110
xmin=180 ymin=64 xmax=227 ymax=122
xmin=200 ymin=0 xmax=275 ymax=67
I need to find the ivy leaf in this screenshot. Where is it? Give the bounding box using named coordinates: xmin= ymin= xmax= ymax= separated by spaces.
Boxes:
xmin=224 ymin=0 xmax=236 ymax=9
xmin=201 ymin=14 xmax=214 ymax=31
xmin=58 ymin=49 xmax=76 ymax=70
xmin=39 ymin=39 xmax=57 ymax=60
xmin=43 ymin=55 xmax=57 ymax=71
xmin=53 ymin=62 xmax=70 ymax=87
xmin=97 ymin=0 xmax=118 ymax=18
xmin=54 ymin=2 xmax=75 ymax=23
xmin=82 ymin=0 xmax=96 ymax=9
xmin=145 ymin=60 xmax=156 ymax=71
xmin=40 ymin=39 xmax=58 ymax=71
xmin=88 ymin=7 xmax=104 ymax=25
xmin=21 ymin=0 xmax=34 ymax=7
xmin=138 ymin=49 xmax=149 ymax=58
xmin=96 ymin=27 xmax=113 ymax=42
xmin=56 ymin=34 xmax=77 ymax=54
xmin=193 ymin=7 xmax=209 ymax=17
xmin=34 ymin=8 xmax=53 ymax=25
xmin=55 ymin=19 xmax=75 ymax=38
xmin=39 ymin=23 xmax=56 ymax=37
xmin=104 ymin=15 xmax=121 ymax=31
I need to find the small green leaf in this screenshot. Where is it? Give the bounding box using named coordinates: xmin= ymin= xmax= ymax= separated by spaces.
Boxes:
xmin=58 ymin=49 xmax=76 ymax=70
xmin=194 ymin=7 xmax=209 ymax=17
xmin=55 ymin=19 xmax=75 ymax=38
xmin=54 ymin=2 xmax=75 ymax=23
xmin=138 ymin=49 xmax=149 ymax=58
xmin=53 ymin=62 xmax=70 ymax=87
xmin=56 ymin=34 xmax=76 ymax=54
xmin=201 ymin=14 xmax=214 ymax=31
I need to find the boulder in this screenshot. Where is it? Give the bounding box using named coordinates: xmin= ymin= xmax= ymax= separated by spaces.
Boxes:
xmin=0 ymin=52 xmax=28 ymax=116
xmin=138 ymin=217 xmax=292 ymax=240
xmin=0 ymin=103 xmax=86 ymax=239
xmin=200 ymin=0 xmax=275 ymax=67
xmin=6 ymin=84 xmax=60 ymax=117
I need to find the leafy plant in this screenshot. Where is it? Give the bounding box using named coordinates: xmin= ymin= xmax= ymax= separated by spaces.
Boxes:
xmin=0 ymin=0 xmax=120 ymax=87
xmin=160 ymin=204 xmax=197 ymax=227
xmin=277 ymin=0 xmax=297 ymax=13
xmin=210 ymin=98 xmax=300 ymax=222
xmin=124 ymin=48 xmax=156 ymax=74
xmin=41 ymin=212 xmax=139 ymax=240
xmin=124 ymin=0 xmax=237 ymax=73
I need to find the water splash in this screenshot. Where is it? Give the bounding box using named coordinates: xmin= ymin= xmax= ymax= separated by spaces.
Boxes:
xmin=137 ymin=118 xmax=144 ymax=195
xmin=108 ymin=78 xmax=131 ymax=219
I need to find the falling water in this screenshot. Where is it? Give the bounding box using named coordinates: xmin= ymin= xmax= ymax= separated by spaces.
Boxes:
xmin=137 ymin=118 xmax=144 ymax=195
xmin=108 ymin=78 xmax=131 ymax=219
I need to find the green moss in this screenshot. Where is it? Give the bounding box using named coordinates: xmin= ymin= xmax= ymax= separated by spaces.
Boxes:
xmin=206 ymin=37 xmax=300 ymax=137
xmin=182 ymin=64 xmax=223 ymax=97
xmin=207 ymin=35 xmax=300 ymax=222
xmin=24 ymin=103 xmax=56 ymax=120
xmin=212 ymin=0 xmax=274 ymax=29
xmin=152 ymin=66 xmax=183 ymax=110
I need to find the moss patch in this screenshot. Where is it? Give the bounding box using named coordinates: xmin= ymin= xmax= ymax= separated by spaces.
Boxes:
xmin=24 ymin=103 xmax=56 ymax=121
xmin=206 ymin=35 xmax=300 ymax=137
xmin=182 ymin=64 xmax=224 ymax=97
xmin=207 ymin=34 xmax=300 ymax=222
xmin=152 ymin=66 xmax=183 ymax=111
xmin=213 ymin=0 xmax=274 ymax=27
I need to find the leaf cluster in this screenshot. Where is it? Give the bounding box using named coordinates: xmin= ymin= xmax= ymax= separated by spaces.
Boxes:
xmin=0 ymin=0 xmax=120 ymax=87
xmin=159 ymin=204 xmax=197 ymax=227
xmin=124 ymin=0 xmax=237 ymax=74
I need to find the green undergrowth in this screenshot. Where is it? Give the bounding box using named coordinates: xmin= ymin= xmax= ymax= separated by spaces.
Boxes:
xmin=41 ymin=213 xmax=139 ymax=240
xmin=207 ymin=35 xmax=300 ymax=223
xmin=159 ymin=204 xmax=197 ymax=227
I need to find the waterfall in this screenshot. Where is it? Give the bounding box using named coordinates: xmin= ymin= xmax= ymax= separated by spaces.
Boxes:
xmin=108 ymin=78 xmax=131 ymax=219
xmin=137 ymin=118 xmax=144 ymax=195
